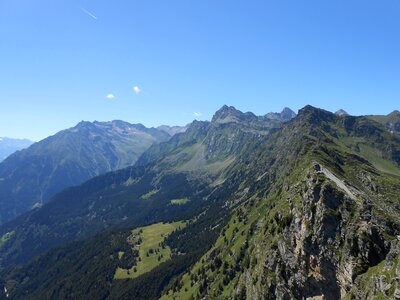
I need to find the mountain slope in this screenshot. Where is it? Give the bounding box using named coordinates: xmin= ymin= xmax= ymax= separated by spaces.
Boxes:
xmin=0 ymin=138 xmax=32 ymax=162
xmin=2 ymin=106 xmax=399 ymax=300
xmin=0 ymin=106 xmax=290 ymax=273
xmin=163 ymin=106 xmax=400 ymax=300
xmin=367 ymin=110 xmax=400 ymax=135
xmin=0 ymin=120 xmax=170 ymax=225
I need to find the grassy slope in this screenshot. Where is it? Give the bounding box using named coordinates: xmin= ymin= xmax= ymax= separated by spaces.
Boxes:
xmin=115 ymin=221 xmax=186 ymax=279
xmin=160 ymin=159 xmax=311 ymax=300
xmin=170 ymin=198 xmax=190 ymax=205
xmin=161 ymin=201 xmax=266 ymax=300
xmin=358 ymin=144 xmax=400 ymax=177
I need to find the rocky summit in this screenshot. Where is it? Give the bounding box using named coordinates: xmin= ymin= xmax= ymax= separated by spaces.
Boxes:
xmin=0 ymin=106 xmax=400 ymax=300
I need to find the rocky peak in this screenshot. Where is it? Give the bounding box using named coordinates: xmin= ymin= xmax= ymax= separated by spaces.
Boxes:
xmin=294 ymin=105 xmax=337 ymax=128
xmin=211 ymin=105 xmax=257 ymax=124
xmin=73 ymin=121 xmax=99 ymax=133
xmin=76 ymin=120 xmax=94 ymax=128
xmin=335 ymin=109 xmax=349 ymax=116
xmin=264 ymin=107 xmax=296 ymax=122
xmin=388 ymin=110 xmax=400 ymax=117
xmin=280 ymin=107 xmax=297 ymax=121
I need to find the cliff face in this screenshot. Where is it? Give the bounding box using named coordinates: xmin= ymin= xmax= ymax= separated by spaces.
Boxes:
xmin=350 ymin=241 xmax=400 ymax=299
xmin=240 ymin=163 xmax=395 ymax=299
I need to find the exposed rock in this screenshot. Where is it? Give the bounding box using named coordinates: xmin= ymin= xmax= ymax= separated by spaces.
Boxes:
xmin=335 ymin=109 xmax=350 ymax=116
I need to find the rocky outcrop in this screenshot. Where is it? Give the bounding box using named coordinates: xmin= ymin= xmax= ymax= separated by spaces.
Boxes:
xmin=348 ymin=239 xmax=400 ymax=299
xmin=247 ymin=164 xmax=391 ymax=299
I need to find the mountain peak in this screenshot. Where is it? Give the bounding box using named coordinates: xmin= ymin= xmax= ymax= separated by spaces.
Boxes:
xmin=389 ymin=110 xmax=400 ymax=116
xmin=213 ymin=105 xmax=239 ymax=117
xmin=298 ymin=105 xmax=325 ymax=115
xmin=265 ymin=107 xmax=296 ymax=122
xmin=297 ymin=105 xmax=336 ymax=124
xmin=76 ymin=120 xmax=92 ymax=126
xmin=280 ymin=107 xmax=297 ymax=121
xmin=211 ymin=105 xmax=256 ymax=124
xmin=75 ymin=121 xmax=97 ymax=130
xmin=157 ymin=125 xmax=188 ymax=136
xmin=335 ymin=109 xmax=349 ymax=116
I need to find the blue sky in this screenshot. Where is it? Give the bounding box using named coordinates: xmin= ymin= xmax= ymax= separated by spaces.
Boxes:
xmin=1 ymin=0 xmax=399 ymax=140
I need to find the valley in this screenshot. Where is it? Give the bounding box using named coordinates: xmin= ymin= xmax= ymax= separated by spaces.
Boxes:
xmin=0 ymin=106 xmax=399 ymax=299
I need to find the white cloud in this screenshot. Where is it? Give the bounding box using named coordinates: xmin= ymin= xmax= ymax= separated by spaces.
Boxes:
xmin=105 ymin=94 xmax=115 ymax=99
xmin=133 ymin=86 xmax=141 ymax=94
xmin=81 ymin=8 xmax=98 ymax=20
xmin=193 ymin=112 xmax=202 ymax=117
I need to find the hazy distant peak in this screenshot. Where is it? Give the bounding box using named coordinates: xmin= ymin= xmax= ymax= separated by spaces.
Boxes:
xmin=265 ymin=107 xmax=296 ymax=122
xmin=0 ymin=137 xmax=33 ymax=162
xmin=335 ymin=109 xmax=349 ymax=116
xmin=0 ymin=137 xmax=33 ymax=144
xmin=157 ymin=125 xmax=188 ymax=136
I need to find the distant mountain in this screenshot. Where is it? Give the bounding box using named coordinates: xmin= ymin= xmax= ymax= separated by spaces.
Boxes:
xmin=335 ymin=109 xmax=349 ymax=116
xmin=211 ymin=105 xmax=258 ymax=123
xmin=265 ymin=107 xmax=297 ymax=122
xmin=368 ymin=110 xmax=400 ymax=135
xmin=0 ymin=138 xmax=32 ymax=162
xmin=157 ymin=125 xmax=188 ymax=136
xmin=211 ymin=105 xmax=296 ymax=125
xmin=0 ymin=120 xmax=171 ymax=225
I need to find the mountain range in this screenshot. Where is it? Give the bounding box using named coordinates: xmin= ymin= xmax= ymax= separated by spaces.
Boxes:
xmin=0 ymin=121 xmax=182 ymax=225
xmin=0 ymin=106 xmax=399 ymax=300
xmin=0 ymin=138 xmax=32 ymax=162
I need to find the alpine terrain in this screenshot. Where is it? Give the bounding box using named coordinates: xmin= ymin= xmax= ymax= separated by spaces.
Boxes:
xmin=0 ymin=106 xmax=399 ymax=300
xmin=0 ymin=121 xmax=177 ymax=225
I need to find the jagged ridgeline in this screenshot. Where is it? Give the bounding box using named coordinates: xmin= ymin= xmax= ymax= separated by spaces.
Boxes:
xmin=1 ymin=106 xmax=400 ymax=300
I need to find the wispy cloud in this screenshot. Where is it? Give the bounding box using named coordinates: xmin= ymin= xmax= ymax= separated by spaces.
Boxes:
xmin=133 ymin=86 xmax=141 ymax=94
xmin=193 ymin=112 xmax=202 ymax=117
xmin=81 ymin=7 xmax=98 ymax=20
xmin=105 ymin=93 xmax=115 ymax=99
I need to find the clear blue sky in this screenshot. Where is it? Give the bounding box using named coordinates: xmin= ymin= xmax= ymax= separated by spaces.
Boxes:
xmin=1 ymin=0 xmax=399 ymax=141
